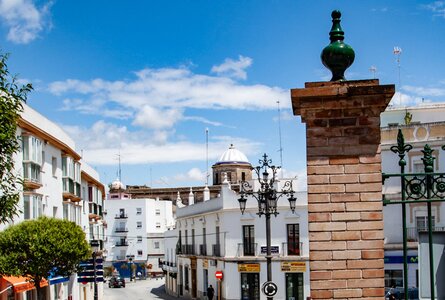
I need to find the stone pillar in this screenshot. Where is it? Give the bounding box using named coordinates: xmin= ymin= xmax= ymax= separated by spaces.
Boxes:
xmin=291 ymin=79 xmax=394 ymax=299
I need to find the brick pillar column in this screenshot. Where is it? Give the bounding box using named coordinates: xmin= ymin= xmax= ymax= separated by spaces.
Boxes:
xmin=291 ymin=79 xmax=394 ymax=299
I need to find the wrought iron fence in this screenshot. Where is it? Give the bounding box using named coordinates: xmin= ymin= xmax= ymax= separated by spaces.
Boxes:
xmin=382 ymin=129 xmax=445 ymax=300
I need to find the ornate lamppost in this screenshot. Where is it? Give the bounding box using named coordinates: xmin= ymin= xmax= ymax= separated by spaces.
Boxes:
xmin=238 ymin=154 xmax=297 ymax=300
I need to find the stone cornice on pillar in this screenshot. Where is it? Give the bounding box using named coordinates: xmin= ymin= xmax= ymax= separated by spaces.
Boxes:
xmin=292 ymin=79 xmax=395 ymax=157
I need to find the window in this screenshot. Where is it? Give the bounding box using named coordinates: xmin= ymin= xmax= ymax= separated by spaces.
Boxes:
xmin=202 ymin=228 xmax=206 ymax=246
xmin=287 ymin=224 xmax=300 ymax=255
xmin=53 ymin=206 xmax=58 ymax=218
xmin=63 ymin=203 xmax=69 ymax=220
xmin=243 ymin=225 xmax=255 ymax=256
xmin=241 ymin=172 xmax=246 ymax=181
xmin=155 ymin=209 xmax=161 ymax=216
xmin=192 ymin=229 xmax=195 ymax=249
xmin=136 ymin=208 xmax=142 ymax=215
xmin=137 ymin=250 xmax=143 ymax=256
xmin=62 ymin=156 xmax=81 ymax=197
xmin=51 ymin=157 xmax=57 ymax=177
xmin=154 ymin=242 xmax=160 ymax=249
xmin=385 ymin=270 xmax=403 ymax=288
xmin=137 ymin=222 xmax=142 ymax=229
xmin=23 ymin=194 xmax=43 ymax=219
xmin=416 ymin=216 xmax=435 ymax=231
xmin=23 ymin=196 xmax=31 ymax=219
xmin=216 ymin=226 xmax=220 ymax=245
xmin=185 ymin=230 xmax=188 ymax=245
xmin=22 ymin=136 xmax=43 ymax=184
xmin=156 ymin=222 xmax=161 ymax=229
xmin=137 ymin=236 xmax=142 ymax=242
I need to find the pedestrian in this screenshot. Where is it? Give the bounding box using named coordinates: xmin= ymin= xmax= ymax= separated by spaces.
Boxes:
xmin=207 ymin=284 xmax=215 ymax=300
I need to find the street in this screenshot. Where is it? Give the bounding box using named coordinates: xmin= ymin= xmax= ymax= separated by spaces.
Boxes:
xmin=104 ymin=278 xmax=178 ymax=300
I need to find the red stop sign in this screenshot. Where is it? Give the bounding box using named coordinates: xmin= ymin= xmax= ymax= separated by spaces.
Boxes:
xmin=215 ymin=270 xmax=223 ymax=280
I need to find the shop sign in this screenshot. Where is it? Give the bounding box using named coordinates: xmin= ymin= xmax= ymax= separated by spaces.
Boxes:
xmin=238 ymin=263 xmax=260 ymax=272
xmin=281 ymin=261 xmax=306 ymax=272
xmin=202 ymin=259 xmax=208 ymax=268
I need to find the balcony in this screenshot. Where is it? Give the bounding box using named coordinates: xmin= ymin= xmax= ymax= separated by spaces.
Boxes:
xmin=199 ymin=244 xmax=207 ymax=256
xmin=212 ymin=244 xmax=221 ymax=257
xmin=23 ymin=162 xmax=42 ymax=189
xmin=237 ymin=243 xmax=258 ymax=257
xmin=281 ymin=242 xmax=303 ymax=256
xmin=115 ymin=227 xmax=129 ymax=233
xmin=181 ymin=244 xmax=195 ymax=255
xmin=115 ymin=213 xmax=128 ymax=219
xmin=115 ymin=241 xmax=129 ymax=247
xmin=407 ymin=226 xmax=445 ymax=242
xmin=62 ymin=178 xmax=81 ymax=201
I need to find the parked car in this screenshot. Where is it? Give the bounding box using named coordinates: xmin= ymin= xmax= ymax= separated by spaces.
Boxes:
xmin=108 ymin=276 xmax=125 ymax=288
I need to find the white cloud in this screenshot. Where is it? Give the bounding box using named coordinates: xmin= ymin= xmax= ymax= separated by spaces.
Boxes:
xmin=278 ymin=168 xmax=307 ymax=192
xmin=211 ymin=55 xmax=253 ymax=80
xmin=61 ymin=121 xmax=262 ymax=166
xmin=388 ymin=92 xmax=433 ymax=107
xmin=174 ymin=168 xmax=207 ymax=182
xmin=423 ymin=1 xmax=445 ymax=18
xmin=402 ymin=85 xmax=445 ymax=97
xmin=0 ymin=0 xmax=52 ymax=44
xmin=48 ymin=63 xmax=288 ymax=131
xmin=132 ymin=105 xmax=183 ymax=129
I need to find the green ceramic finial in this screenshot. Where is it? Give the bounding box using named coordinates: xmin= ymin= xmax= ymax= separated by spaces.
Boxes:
xmin=321 ymin=10 xmax=355 ymax=81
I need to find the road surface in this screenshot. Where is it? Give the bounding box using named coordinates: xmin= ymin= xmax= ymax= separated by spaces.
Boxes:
xmin=104 ymin=278 xmax=178 ymax=300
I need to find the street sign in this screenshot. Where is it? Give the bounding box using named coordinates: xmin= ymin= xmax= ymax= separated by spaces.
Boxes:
xmin=90 ymin=240 xmax=99 ymax=247
xmin=260 ymin=246 xmax=280 ymax=254
xmin=262 ymin=281 xmax=278 ymax=297
xmin=215 ymin=270 xmax=223 ymax=280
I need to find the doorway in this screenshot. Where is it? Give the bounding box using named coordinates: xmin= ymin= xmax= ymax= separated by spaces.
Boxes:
xmin=285 ymin=273 xmax=304 ymax=300
xmin=240 ymin=273 xmax=260 ymax=300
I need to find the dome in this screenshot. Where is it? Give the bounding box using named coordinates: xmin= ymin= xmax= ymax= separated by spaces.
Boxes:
xmin=215 ymin=144 xmax=250 ymax=165
xmin=111 ymin=178 xmax=125 ymax=190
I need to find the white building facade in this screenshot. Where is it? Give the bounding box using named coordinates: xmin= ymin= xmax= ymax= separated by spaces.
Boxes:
xmin=0 ymin=104 xmax=105 ymax=300
xmin=104 ymin=185 xmax=174 ymax=279
xmin=165 ymin=181 xmax=309 ymax=300
xmin=381 ymin=103 xmax=445 ymax=290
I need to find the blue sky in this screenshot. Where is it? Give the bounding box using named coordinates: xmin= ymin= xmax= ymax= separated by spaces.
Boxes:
xmin=1 ymin=0 xmax=445 ymax=189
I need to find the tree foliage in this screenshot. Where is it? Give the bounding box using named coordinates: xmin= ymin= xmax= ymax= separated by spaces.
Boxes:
xmin=0 ymin=217 xmax=91 ymax=299
xmin=0 ymin=53 xmax=33 ymax=224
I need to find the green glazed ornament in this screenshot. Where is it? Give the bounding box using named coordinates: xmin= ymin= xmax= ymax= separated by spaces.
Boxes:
xmin=321 ymin=10 xmax=355 ymax=81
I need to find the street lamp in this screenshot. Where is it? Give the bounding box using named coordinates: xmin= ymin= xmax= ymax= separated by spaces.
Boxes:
xmin=238 ymin=154 xmax=296 ymax=300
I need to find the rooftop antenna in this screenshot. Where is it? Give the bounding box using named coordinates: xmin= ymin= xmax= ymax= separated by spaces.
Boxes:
xmin=369 ymin=66 xmax=377 ymax=79
xmin=116 ymin=151 xmax=122 ymax=182
xmin=393 ymin=46 xmax=402 ymax=106
xmin=277 ymin=100 xmax=283 ymax=177
xmin=205 ymin=128 xmax=209 ymax=186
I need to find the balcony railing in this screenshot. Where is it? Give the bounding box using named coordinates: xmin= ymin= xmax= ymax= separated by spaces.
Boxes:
xmin=199 ymin=244 xmax=207 ymax=256
xmin=212 ymin=244 xmax=221 ymax=257
xmin=115 ymin=241 xmax=129 ymax=247
xmin=407 ymin=226 xmax=445 ymax=242
xmin=281 ymin=242 xmax=303 ymax=256
xmin=115 ymin=255 xmax=126 ymax=260
xmin=181 ymin=244 xmax=195 ymax=255
xmin=237 ymin=243 xmax=258 ymax=257
xmin=115 ymin=214 xmax=128 ymax=219
xmin=115 ymin=227 xmax=128 ymax=233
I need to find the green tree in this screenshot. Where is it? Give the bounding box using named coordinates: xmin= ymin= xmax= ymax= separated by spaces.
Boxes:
xmin=0 ymin=53 xmax=33 ymax=224
xmin=0 ymin=217 xmax=91 ymax=300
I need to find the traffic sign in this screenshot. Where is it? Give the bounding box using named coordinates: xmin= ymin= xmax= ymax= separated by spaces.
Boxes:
xmin=262 ymin=281 xmax=277 ymax=297
xmin=215 ymin=270 xmax=223 ymax=280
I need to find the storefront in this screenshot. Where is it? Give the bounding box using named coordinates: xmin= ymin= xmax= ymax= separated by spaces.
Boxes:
xmin=0 ymin=276 xmax=48 ymax=300
xmin=238 ymin=263 xmax=260 ymax=300
xmin=281 ymin=262 xmax=305 ymax=300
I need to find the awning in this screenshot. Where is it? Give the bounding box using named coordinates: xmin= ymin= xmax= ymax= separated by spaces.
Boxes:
xmin=1 ymin=276 xmax=48 ymax=294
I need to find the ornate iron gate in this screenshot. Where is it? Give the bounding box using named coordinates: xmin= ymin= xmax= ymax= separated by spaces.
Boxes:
xmin=382 ymin=129 xmax=445 ymax=299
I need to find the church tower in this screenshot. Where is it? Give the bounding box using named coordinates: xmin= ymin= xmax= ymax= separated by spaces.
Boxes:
xmin=212 ymin=144 xmax=252 ymax=185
